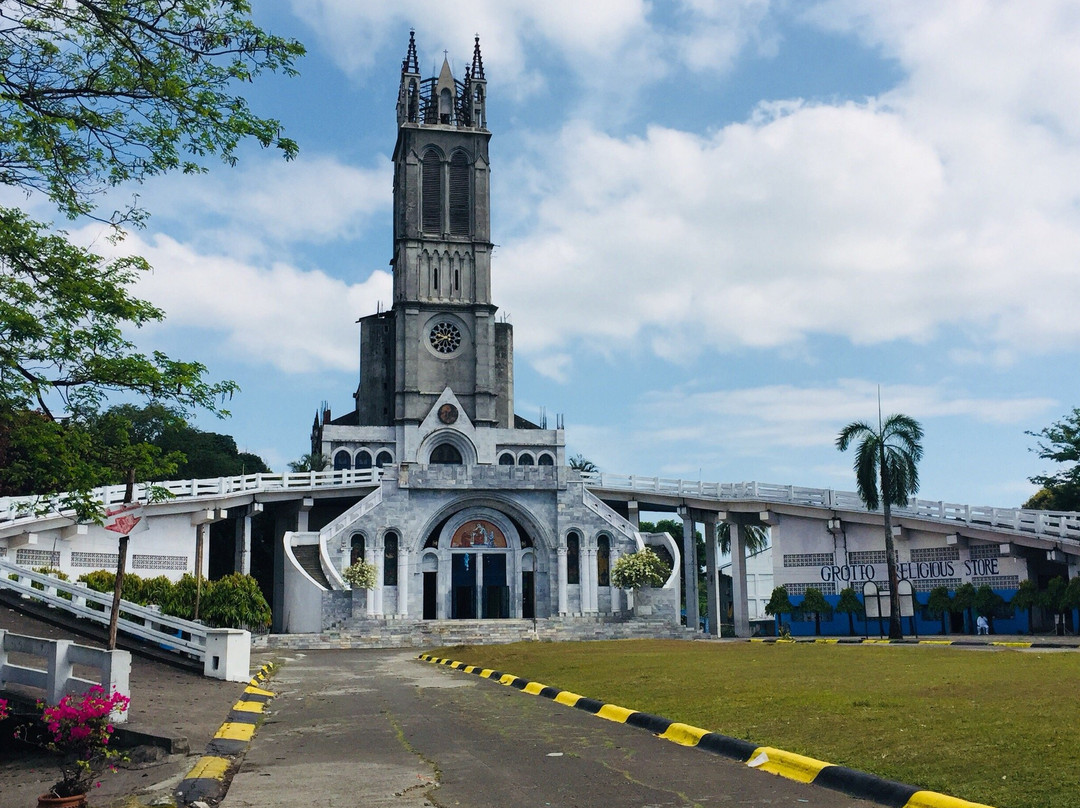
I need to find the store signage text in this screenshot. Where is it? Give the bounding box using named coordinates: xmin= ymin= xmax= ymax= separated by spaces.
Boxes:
xmin=820 ymin=558 xmax=999 ymax=583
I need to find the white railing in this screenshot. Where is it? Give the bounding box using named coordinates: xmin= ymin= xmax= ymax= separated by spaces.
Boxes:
xmin=578 ymin=473 xmax=1080 ymax=547
xmin=0 ymin=630 xmax=131 ymax=722
xmin=0 ymin=560 xmax=250 ymax=682
xmin=0 ymin=468 xmax=385 ymax=526
xmin=581 ymin=488 xmax=644 ymax=546
xmin=4 ymin=466 xmax=1080 ymax=548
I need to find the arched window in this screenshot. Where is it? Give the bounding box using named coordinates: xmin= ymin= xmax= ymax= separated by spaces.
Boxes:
xmin=333 ymin=450 xmax=351 ymax=471
xmin=439 ymin=88 xmax=453 ymax=124
xmin=566 ymin=531 xmax=580 ymax=585
xmin=355 ymin=450 xmax=373 ymax=470
xmin=597 ymin=535 xmax=610 ymax=587
xmin=376 ymin=450 xmax=393 ymax=467
xmin=422 ymin=149 xmax=442 ymax=233
xmin=498 ymin=453 xmax=515 ymax=465
xmin=537 ymin=453 xmax=554 ymax=466
xmin=350 ymin=533 xmax=366 ymax=566
xmin=518 ymin=453 xmax=534 ymax=466
xmin=430 ymin=443 xmax=463 ymax=464
xmin=384 ymin=531 xmax=398 ymax=586
xmin=449 ymin=153 xmax=470 ymax=235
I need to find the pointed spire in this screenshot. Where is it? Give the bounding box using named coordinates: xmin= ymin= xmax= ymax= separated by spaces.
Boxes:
xmin=402 ymin=29 xmax=419 ymax=74
xmin=471 ymin=35 xmax=485 ymax=80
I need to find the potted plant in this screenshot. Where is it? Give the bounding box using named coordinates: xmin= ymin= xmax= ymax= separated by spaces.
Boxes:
xmin=611 ymin=547 xmax=670 ymax=590
xmin=16 ymin=685 xmax=129 ymax=807
xmin=343 ymin=559 xmax=378 ymax=590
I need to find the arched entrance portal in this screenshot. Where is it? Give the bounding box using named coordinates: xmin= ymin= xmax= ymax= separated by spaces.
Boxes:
xmin=432 ymin=507 xmax=526 ymax=620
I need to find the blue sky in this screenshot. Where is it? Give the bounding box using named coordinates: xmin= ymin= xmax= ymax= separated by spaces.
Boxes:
xmin=14 ymin=1 xmax=1080 ymax=508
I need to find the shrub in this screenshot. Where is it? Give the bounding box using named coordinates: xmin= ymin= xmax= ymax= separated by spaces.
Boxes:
xmin=158 ymin=574 xmax=200 ymax=620
xmin=611 ymin=547 xmax=671 ymax=590
xmin=200 ymin=573 xmax=271 ymax=630
xmin=139 ymin=575 xmax=175 ymax=607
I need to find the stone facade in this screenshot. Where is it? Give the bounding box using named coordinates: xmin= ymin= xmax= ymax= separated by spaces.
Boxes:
xmin=294 ymin=33 xmax=677 ymax=636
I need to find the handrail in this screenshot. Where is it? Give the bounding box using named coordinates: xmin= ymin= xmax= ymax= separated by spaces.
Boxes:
xmin=3 ymin=467 xmax=1080 ymax=547
xmin=0 ymin=560 xmax=251 ymax=681
xmin=0 ymin=468 xmax=385 ymax=526
xmin=578 ymin=473 xmax=1080 ymax=547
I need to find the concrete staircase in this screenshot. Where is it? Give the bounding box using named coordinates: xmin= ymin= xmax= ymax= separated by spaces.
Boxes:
xmin=293 ymin=544 xmax=331 ymax=589
xmin=254 ymin=616 xmax=697 ymax=651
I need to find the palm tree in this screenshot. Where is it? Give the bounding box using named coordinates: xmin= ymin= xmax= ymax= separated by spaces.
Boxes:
xmin=568 ymin=454 xmax=598 ymax=473
xmin=717 ymin=522 xmax=770 ymax=555
xmin=289 ymin=452 xmax=329 ymax=473
xmin=836 ymin=411 xmax=924 ymax=639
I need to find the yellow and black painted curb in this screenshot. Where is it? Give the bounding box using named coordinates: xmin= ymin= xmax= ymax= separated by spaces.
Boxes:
xmin=175 ymin=662 xmax=277 ymax=806
xmin=417 ymin=653 xmax=994 ymax=808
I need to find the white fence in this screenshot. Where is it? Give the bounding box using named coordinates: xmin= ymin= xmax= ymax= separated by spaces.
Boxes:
xmin=0 ymin=468 xmax=385 ymax=526
xmin=579 ymin=473 xmax=1080 ymax=548
xmin=0 ymin=560 xmax=250 ymax=682
xmin=0 ymin=630 xmax=131 ymax=722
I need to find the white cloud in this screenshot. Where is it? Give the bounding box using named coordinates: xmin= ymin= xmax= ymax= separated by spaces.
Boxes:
xmin=639 ymin=380 xmax=1056 ymax=454
xmin=135 ymin=154 xmax=393 ymax=256
xmin=490 ymin=1 xmax=1080 ymax=363
xmin=286 ymin=0 xmax=654 ymax=87
xmin=85 ymin=229 xmax=392 ymax=374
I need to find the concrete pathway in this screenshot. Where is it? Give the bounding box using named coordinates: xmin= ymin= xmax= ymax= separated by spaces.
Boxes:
xmin=226 ymin=649 xmax=881 ymax=808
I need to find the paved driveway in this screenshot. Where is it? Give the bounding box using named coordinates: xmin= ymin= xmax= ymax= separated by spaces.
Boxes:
xmin=226 ymin=649 xmax=881 ymax=808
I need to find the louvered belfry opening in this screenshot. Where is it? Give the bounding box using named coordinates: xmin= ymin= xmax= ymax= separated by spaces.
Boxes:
xmin=448 ymin=152 xmax=470 ymax=235
xmin=422 ymin=149 xmax=442 ymax=233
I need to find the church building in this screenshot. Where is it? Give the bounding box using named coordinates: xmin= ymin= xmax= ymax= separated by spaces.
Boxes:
xmin=295 ymin=34 xmax=679 ymax=635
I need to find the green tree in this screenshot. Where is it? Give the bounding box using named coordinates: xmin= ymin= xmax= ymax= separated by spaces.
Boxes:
xmin=1041 ymin=576 xmax=1071 ymax=635
xmin=0 ymin=0 xmax=303 ymax=221
xmin=953 ymin=582 xmax=977 ymax=634
xmin=974 ymin=584 xmax=1005 ymax=634
xmin=765 ymin=586 xmax=794 ymax=634
xmin=1024 ymin=409 xmax=1080 ymax=511
xmin=835 ymin=587 xmax=862 ymax=636
xmin=1010 ymin=579 xmax=1040 ymax=634
xmin=926 ymin=586 xmax=953 ymax=635
xmin=836 ymin=412 xmax=924 ymax=639
xmin=106 ymin=403 xmax=271 ymax=477
xmin=800 ymin=587 xmax=832 ymax=636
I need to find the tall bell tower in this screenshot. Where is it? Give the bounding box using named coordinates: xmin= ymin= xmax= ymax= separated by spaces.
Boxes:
xmin=354 ymin=33 xmax=513 ymax=432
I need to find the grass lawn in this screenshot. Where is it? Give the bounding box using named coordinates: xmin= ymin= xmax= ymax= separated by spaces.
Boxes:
xmin=432 ymin=640 xmax=1079 ymax=808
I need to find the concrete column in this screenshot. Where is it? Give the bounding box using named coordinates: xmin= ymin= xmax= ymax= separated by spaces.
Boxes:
xmin=681 ymin=509 xmax=699 ymax=631
xmin=585 ymin=547 xmax=597 ymax=613
xmin=397 ymin=548 xmax=409 ymax=617
xmin=476 ymin=552 xmax=485 ymax=618
xmin=297 ymin=496 xmax=314 ymax=532
xmin=557 ymin=546 xmax=568 ymax=615
xmin=704 ymin=515 xmax=720 ymax=637
xmin=368 ymin=545 xmax=383 ymax=617
xmin=235 ymin=514 xmax=252 ymax=576
xmin=437 ymin=550 xmax=450 ymax=619
xmin=627 ymin=501 xmax=639 ymax=529
xmin=729 ymin=519 xmax=751 ymax=638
